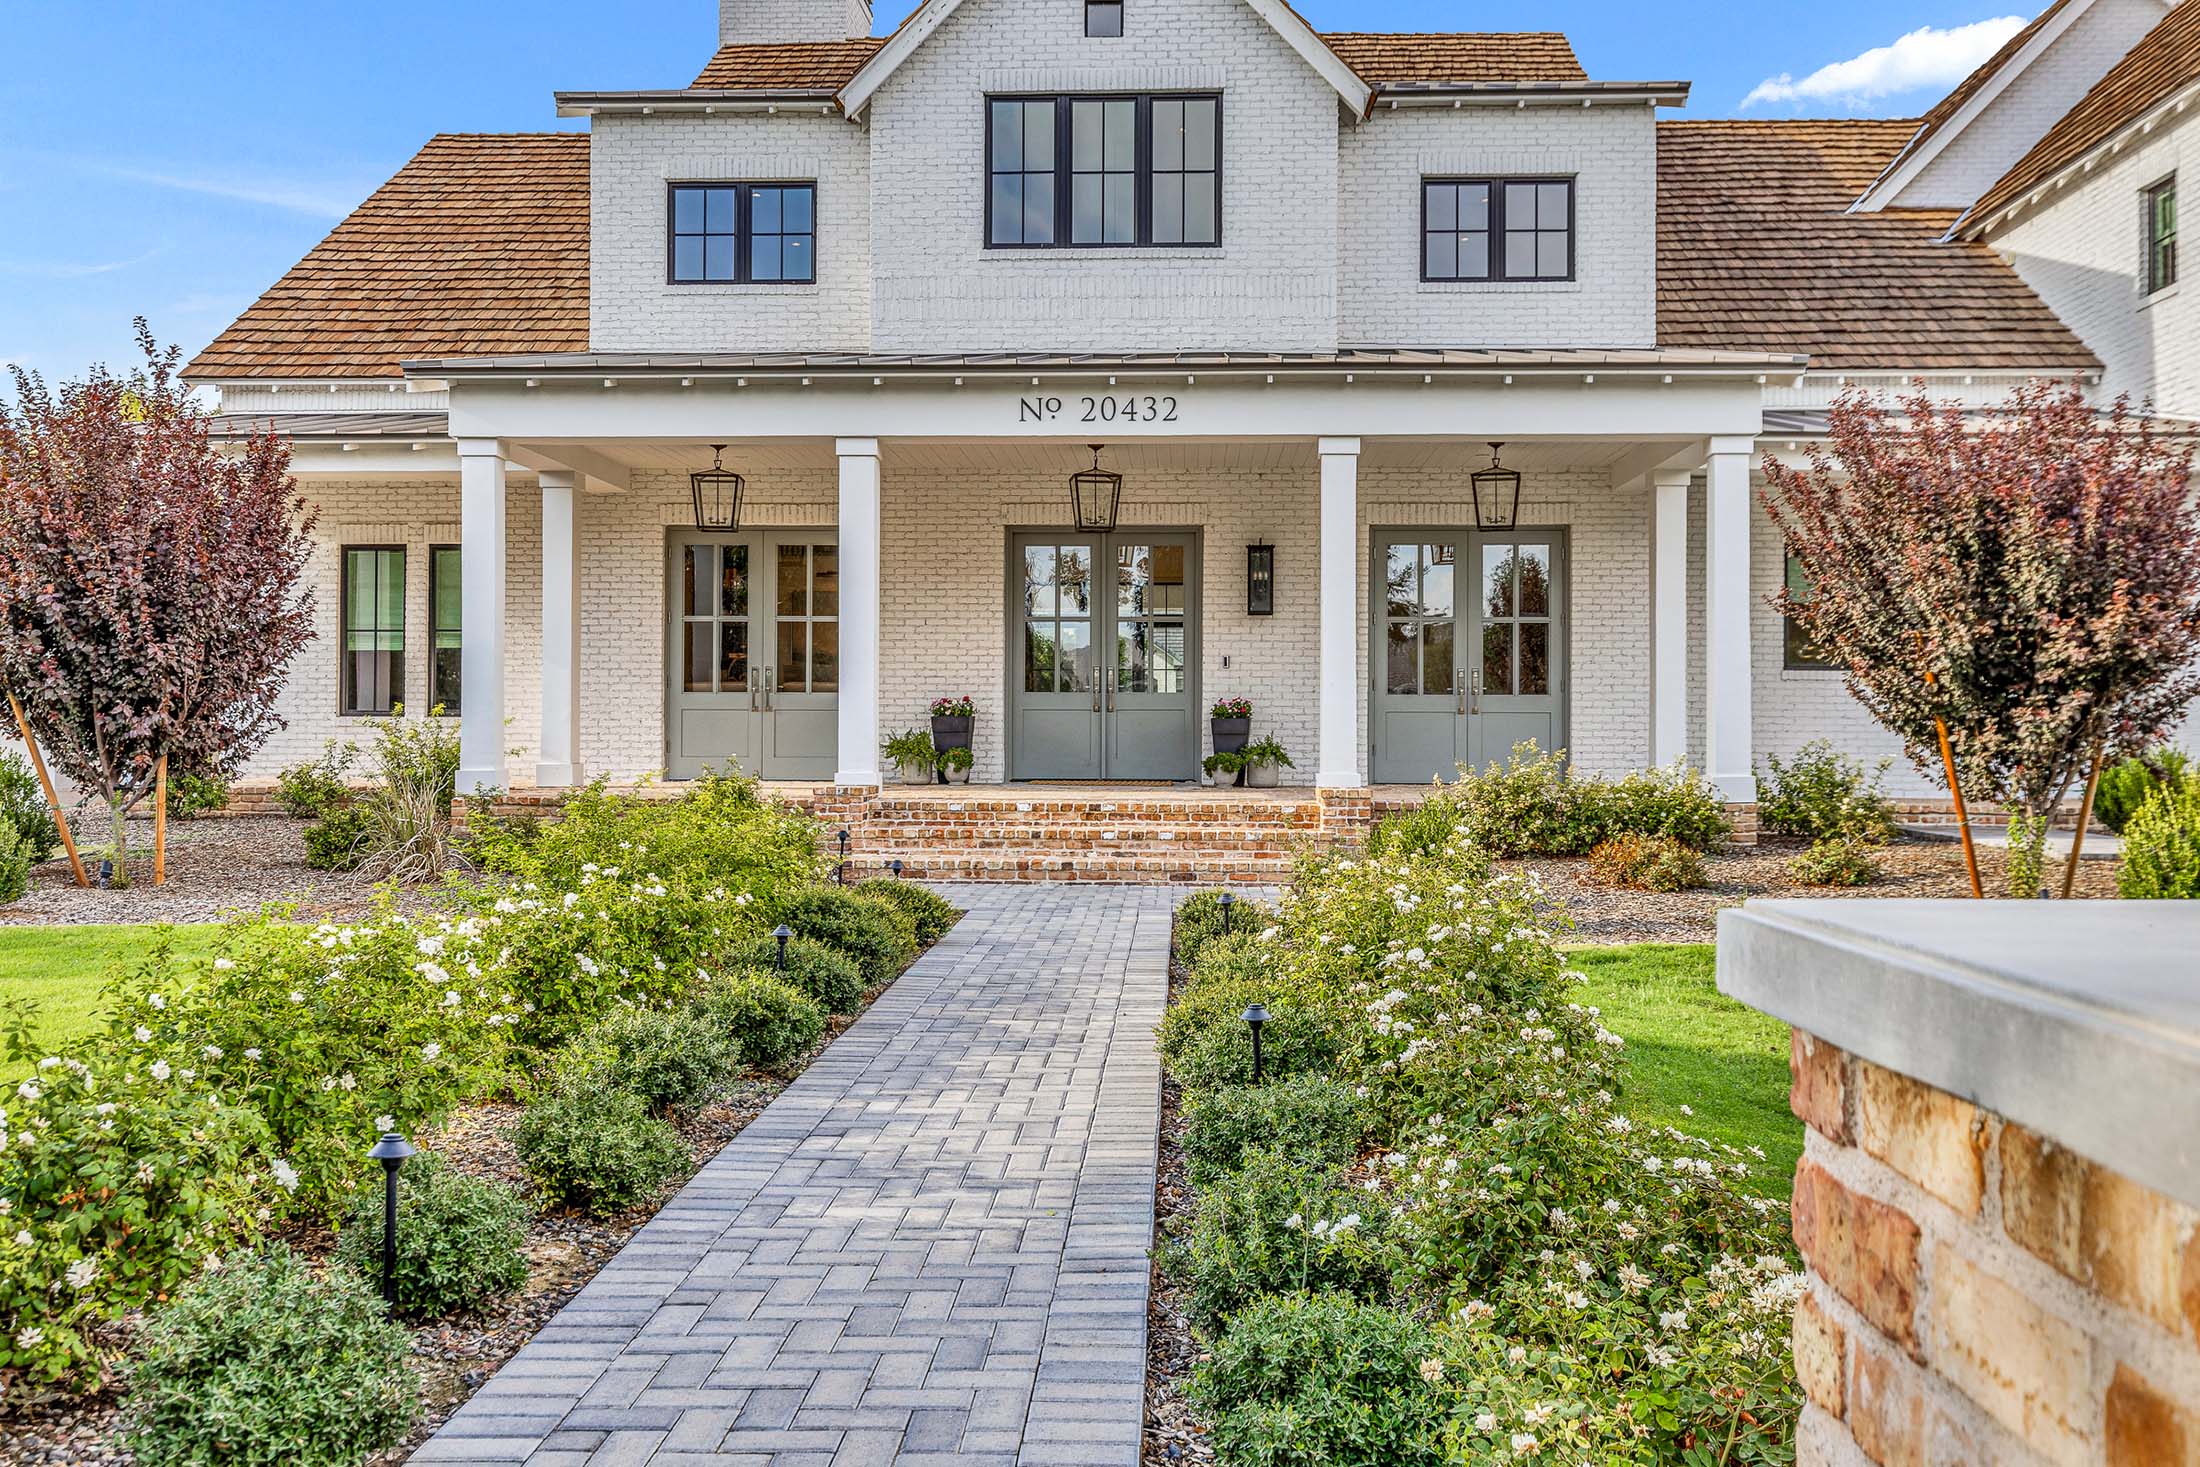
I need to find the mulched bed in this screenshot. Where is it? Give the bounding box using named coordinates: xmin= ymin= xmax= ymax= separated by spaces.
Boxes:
xmin=2 ymin=817 xmax=421 ymax=927
xmin=0 ymin=986 xmax=884 ymax=1465
xmin=1143 ymin=946 xmax=1212 ymax=1467
xmin=1521 ymin=832 xmax=2120 ymax=946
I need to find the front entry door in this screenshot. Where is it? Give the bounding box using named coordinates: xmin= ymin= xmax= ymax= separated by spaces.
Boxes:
xmin=1010 ymin=532 xmax=1198 ymax=780
xmin=666 ymin=531 xmax=839 ymax=780
xmin=1370 ymin=530 xmax=1565 ymax=784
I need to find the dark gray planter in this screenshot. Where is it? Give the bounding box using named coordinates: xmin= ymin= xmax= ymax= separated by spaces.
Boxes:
xmin=931 ymin=714 xmax=974 ymax=750
xmin=1210 ymin=717 xmax=1250 ymax=754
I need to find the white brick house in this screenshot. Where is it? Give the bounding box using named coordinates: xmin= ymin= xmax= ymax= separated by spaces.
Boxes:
xmin=180 ymin=0 xmax=2195 ymax=819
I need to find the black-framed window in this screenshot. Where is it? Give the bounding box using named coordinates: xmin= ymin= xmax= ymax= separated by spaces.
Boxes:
xmin=1783 ymin=552 xmax=1837 ymax=670
xmin=429 ymin=545 xmax=462 ymax=715
xmin=1422 ymin=176 xmax=1573 ymax=282
xmin=986 ymin=94 xmax=1221 ymax=248
xmin=341 ymin=546 xmax=405 ymax=716
xmin=669 ymin=182 xmax=815 ymax=284
xmin=1085 ymin=0 xmax=1122 ymax=35
xmin=2145 ymin=174 xmax=2177 ymax=294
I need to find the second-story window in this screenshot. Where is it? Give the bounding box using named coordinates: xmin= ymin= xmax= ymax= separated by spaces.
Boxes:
xmin=1422 ymin=177 xmax=1573 ymax=282
xmin=669 ymin=182 xmax=815 ymax=284
xmin=2145 ymin=175 xmax=2177 ymax=294
xmin=987 ymin=95 xmax=1222 ymax=249
xmin=1085 ymin=0 xmax=1122 ymax=36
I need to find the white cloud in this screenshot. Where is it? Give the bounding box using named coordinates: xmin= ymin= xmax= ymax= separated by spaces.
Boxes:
xmin=86 ymin=163 xmax=365 ymax=220
xmin=0 ymin=248 xmax=164 ymax=280
xmin=1741 ymin=15 xmax=2028 ymax=110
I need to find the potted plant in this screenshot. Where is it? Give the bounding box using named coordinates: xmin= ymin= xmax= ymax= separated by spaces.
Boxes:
xmin=931 ymin=695 xmax=976 ymax=755
xmin=1201 ymin=749 xmax=1246 ymax=786
xmin=1210 ymin=696 xmax=1252 ymax=757
xmin=1239 ymin=736 xmax=1294 ymax=788
xmin=939 ymin=744 xmax=974 ymax=784
xmin=882 ymin=729 xmax=937 ymax=786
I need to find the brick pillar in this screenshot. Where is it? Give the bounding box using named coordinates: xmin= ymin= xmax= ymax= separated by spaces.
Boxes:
xmin=1726 ymin=801 xmax=1759 ymax=848
xmin=1316 ymin=786 xmax=1372 ymax=849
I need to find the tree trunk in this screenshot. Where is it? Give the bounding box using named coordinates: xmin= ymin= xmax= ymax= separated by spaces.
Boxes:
xmin=108 ymin=798 xmax=131 ymax=889
xmin=2005 ymin=807 xmax=2050 ymax=899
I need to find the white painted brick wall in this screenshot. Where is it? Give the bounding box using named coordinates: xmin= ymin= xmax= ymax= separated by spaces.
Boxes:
xmin=863 ymin=0 xmax=1341 ymax=352
xmin=1336 ymin=103 xmax=1657 ymax=348
xmin=1892 ymin=0 xmax=2168 ymax=211
xmin=589 ymin=111 xmax=873 ymax=353
xmin=719 ymin=0 xmax=870 ymax=45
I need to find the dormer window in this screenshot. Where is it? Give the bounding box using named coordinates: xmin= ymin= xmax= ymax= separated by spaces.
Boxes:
xmin=1085 ymin=0 xmax=1122 ymax=36
xmin=986 ymin=95 xmax=1220 ymax=249
xmin=668 ymin=182 xmax=816 ymax=284
xmin=1422 ymin=177 xmax=1573 ymax=283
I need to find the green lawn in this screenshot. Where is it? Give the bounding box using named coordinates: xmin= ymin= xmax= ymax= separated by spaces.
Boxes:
xmin=0 ymin=924 xmax=224 ymax=1078
xmin=1569 ymin=943 xmax=1800 ymax=1199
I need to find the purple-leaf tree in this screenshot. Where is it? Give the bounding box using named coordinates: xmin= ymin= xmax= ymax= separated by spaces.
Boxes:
xmin=0 ymin=321 xmax=317 ymax=882
xmin=1763 ymin=380 xmax=2200 ymax=894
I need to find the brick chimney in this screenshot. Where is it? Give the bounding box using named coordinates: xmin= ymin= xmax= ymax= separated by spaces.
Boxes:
xmin=719 ymin=0 xmax=872 ymax=45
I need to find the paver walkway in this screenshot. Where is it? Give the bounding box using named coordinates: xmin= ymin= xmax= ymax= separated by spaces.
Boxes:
xmin=415 ymin=884 xmax=1176 ymax=1467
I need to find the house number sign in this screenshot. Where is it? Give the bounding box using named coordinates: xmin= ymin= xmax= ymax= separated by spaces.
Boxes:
xmin=1017 ymin=393 xmax=1182 ymax=425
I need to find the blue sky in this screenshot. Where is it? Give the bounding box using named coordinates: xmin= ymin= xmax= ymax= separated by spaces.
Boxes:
xmin=1 ymin=0 xmax=2037 ymax=386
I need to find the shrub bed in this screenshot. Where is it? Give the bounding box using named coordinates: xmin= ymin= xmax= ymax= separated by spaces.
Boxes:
xmin=1160 ymin=835 xmax=1799 ymax=1465
xmin=1368 ymin=742 xmax=1730 ymax=859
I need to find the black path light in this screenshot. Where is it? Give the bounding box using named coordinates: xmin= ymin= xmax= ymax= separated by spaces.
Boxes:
xmin=1217 ymin=890 xmax=1235 ymax=935
xmin=366 ymin=1130 xmax=416 ymax=1308
xmin=837 ymin=828 xmax=850 ymax=886
xmin=1242 ymin=1002 xmax=1270 ymax=1083
xmin=1069 ymin=443 xmax=1122 ymax=532
xmin=690 ymin=443 xmax=745 ymax=532
xmin=889 ymin=858 xmax=905 ymax=879
xmin=773 ymin=923 xmax=794 ymax=972
xmin=1471 ymin=441 xmax=1522 ymax=531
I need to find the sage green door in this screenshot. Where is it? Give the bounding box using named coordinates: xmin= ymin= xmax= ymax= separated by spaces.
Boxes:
xmin=666 ymin=531 xmax=838 ymax=780
xmin=1009 ymin=532 xmax=1198 ymax=780
xmin=1369 ymin=530 xmax=1565 ymax=784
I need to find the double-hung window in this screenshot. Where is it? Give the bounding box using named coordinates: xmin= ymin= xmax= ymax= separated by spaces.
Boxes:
xmin=987 ymin=94 xmax=1220 ymax=248
xmin=1783 ymin=552 xmax=1837 ymax=670
xmin=1085 ymin=0 xmax=1122 ymax=35
xmin=2145 ymin=175 xmax=2177 ymax=294
xmin=341 ymin=546 xmax=405 ymax=716
xmin=1422 ymin=177 xmax=1574 ymax=282
xmin=429 ymin=545 xmax=462 ymax=714
xmin=668 ymin=182 xmax=816 ymax=284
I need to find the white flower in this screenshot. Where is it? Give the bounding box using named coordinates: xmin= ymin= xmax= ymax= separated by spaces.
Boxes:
xmin=147 ymin=994 xmax=165 ymax=1011
xmin=1473 ymin=1412 xmax=1497 ymax=1432
xmin=212 ymin=957 xmax=235 ymax=971
xmin=289 ymin=991 xmax=306 ymax=1004
xmin=203 ymin=1045 xmax=223 ymax=1060
xmin=1571 ymin=1258 xmax=1593 ymax=1281
xmin=375 ymin=1115 xmax=396 ymax=1132
xmin=65 ymin=1257 xmax=99 ymax=1290
xmin=244 ymin=1048 xmax=262 ymax=1060
xmin=1679 ymin=1103 xmax=1694 ymax=1116
xmin=1619 ymin=1263 xmax=1651 ymax=1295
xmin=14 ymin=1081 xmax=38 ymax=1102
xmin=148 ymin=1060 xmax=171 ymax=1082
xmin=734 ymin=892 xmax=753 ymax=906
xmin=1642 ymin=1156 xmax=1664 ymax=1174
xmin=271 ymin=1159 xmax=300 ymax=1193
xmin=1417 ymin=1356 xmax=1444 ymax=1383
xmin=15 ymin=1327 xmax=43 ymax=1350
xmin=133 ymin=1026 xmax=154 ymax=1044
xmin=1564 ymin=1290 xmax=1588 ymax=1309
xmin=1510 ymin=1433 xmax=1537 ymax=1453
xmin=442 ymin=989 xmax=462 ymax=1008
xmin=1283 ymin=1212 xmax=1303 ymax=1231
xmin=14 ymin=1230 xmax=33 ymax=1248
xmin=1506 ymin=1345 xmax=1526 ymax=1365
xmin=338 ymin=1072 xmax=356 ymax=1091
xmin=1659 ymin=1308 xmax=1689 ymax=1333
xmin=420 ymin=1042 xmax=442 ymax=1061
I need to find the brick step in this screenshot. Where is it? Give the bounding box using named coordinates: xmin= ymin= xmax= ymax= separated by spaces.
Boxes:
xmin=859 ymin=799 xmax=1322 ymax=826
xmin=844 ymin=850 xmax=1294 ymax=884
xmin=855 ymin=823 xmax=1319 ymax=847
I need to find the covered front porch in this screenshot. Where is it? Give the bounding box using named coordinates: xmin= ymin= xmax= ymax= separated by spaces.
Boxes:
xmin=350 ymin=348 xmax=1790 ymax=821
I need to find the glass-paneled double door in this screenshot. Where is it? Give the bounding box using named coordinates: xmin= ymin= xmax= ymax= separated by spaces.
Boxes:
xmin=665 ymin=530 xmax=839 ymax=780
xmin=1009 ymin=531 xmax=1200 ymax=780
xmin=1370 ymin=529 xmax=1567 ymax=785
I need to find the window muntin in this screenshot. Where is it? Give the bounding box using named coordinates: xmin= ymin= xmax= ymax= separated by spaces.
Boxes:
xmin=341 ymin=546 xmax=405 ymax=716
xmin=2146 ymin=176 xmax=2177 ymax=294
xmin=1422 ymin=176 xmax=1573 ymax=282
xmin=668 ymin=182 xmax=816 ymax=284
xmin=1085 ymin=0 xmax=1122 ymax=35
xmin=986 ymin=94 xmax=1222 ymax=249
xmin=429 ymin=545 xmax=461 ymax=715
xmin=1783 ymin=552 xmax=1837 ymax=670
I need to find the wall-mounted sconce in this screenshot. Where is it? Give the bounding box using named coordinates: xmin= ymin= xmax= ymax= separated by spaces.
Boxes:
xmin=1247 ymin=542 xmax=1275 ymax=617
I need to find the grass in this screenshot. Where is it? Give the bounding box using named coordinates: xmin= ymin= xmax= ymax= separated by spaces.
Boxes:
xmin=1569 ymin=942 xmax=1801 ymax=1199
xmin=0 ymin=924 xmax=224 ymax=1078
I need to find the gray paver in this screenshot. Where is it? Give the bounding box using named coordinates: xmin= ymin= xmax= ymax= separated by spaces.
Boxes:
xmin=419 ymin=885 xmax=1174 ymax=1467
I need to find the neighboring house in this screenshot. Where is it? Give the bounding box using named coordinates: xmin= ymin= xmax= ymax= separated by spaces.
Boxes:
xmin=177 ymin=0 xmax=2190 ymax=808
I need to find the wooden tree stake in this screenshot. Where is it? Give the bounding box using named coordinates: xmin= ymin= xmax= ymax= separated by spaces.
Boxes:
xmin=2061 ymin=743 xmax=2106 ymax=899
xmin=154 ymin=754 xmax=168 ymax=886
xmin=7 ymin=690 xmax=89 ymax=888
xmin=1915 ymin=635 xmax=1983 ymax=899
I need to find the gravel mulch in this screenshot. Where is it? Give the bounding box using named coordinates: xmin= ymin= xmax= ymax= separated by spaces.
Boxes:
xmin=1521 ymin=832 xmax=2121 ymax=946
xmin=2 ymin=817 xmax=425 ymax=928
xmin=1143 ymin=950 xmax=1212 ymax=1467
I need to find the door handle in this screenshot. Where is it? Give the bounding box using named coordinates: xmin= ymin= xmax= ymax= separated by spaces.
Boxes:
xmin=761 ymin=669 xmax=774 ymax=711
xmin=1107 ymin=688 xmax=1117 ymax=713
xmin=1470 ymin=668 xmax=1483 ymax=716
xmin=1457 ymin=676 xmax=1467 ymax=716
xmin=1092 ymin=685 xmax=1102 ymax=714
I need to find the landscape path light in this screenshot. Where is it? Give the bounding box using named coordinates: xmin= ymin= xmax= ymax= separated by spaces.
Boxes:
xmin=1242 ymin=1002 xmax=1269 ymax=1083
xmin=1218 ymin=890 xmax=1235 ymax=935
xmin=366 ymin=1130 xmax=416 ymax=1308
xmin=773 ymin=923 xmax=794 ymax=972
xmin=889 ymin=858 xmax=904 ymax=879
xmin=837 ymin=828 xmax=850 ymax=885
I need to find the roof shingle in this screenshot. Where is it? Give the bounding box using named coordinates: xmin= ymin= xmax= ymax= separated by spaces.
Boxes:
xmin=1318 ymin=32 xmax=1585 ymax=85
xmin=186 ymin=134 xmax=589 ymax=381
xmin=1967 ymin=0 xmax=2199 ymax=230
xmin=1656 ymin=118 xmax=2099 ymax=371
xmin=690 ymin=38 xmax=885 ymax=89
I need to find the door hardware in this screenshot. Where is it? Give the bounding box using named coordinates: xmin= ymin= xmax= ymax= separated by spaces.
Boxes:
xmin=1470 ymin=667 xmax=1483 ymax=716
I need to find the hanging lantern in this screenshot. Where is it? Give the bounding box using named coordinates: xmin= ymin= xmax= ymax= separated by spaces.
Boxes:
xmin=690 ymin=443 xmax=745 ymax=532
xmin=1471 ymin=441 xmax=1522 ymax=530
xmin=1246 ymin=542 xmax=1275 ymax=616
xmin=1069 ymin=443 xmax=1122 ymax=532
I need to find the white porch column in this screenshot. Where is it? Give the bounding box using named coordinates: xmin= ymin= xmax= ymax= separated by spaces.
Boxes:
xmin=1317 ymin=437 xmax=1364 ymax=789
xmin=1650 ymin=469 xmax=1691 ymax=768
xmin=1703 ymin=437 xmax=1756 ymax=802
xmin=835 ymin=438 xmax=882 ymax=787
xmin=456 ymin=439 xmax=508 ymax=794
xmin=535 ymin=469 xmax=583 ymax=788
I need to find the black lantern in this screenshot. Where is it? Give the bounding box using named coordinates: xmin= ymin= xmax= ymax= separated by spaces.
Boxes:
xmin=1069 ymin=443 xmax=1122 ymax=532
xmin=836 ymin=827 xmax=850 ymax=885
xmin=1471 ymin=441 xmax=1522 ymax=530
xmin=889 ymin=858 xmax=904 ymax=879
xmin=1246 ymin=543 xmax=1275 ymax=617
xmin=366 ymin=1130 xmax=416 ymax=1307
xmin=772 ymin=923 xmax=794 ymax=972
xmin=1241 ymin=1002 xmax=1269 ymax=1083
xmin=1217 ymin=890 xmax=1235 ymax=934
xmin=690 ymin=443 xmax=745 ymax=532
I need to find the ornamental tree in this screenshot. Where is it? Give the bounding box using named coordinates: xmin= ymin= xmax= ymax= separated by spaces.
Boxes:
xmin=1763 ymin=380 xmax=2200 ymax=893
xmin=0 ymin=321 xmax=316 ymax=879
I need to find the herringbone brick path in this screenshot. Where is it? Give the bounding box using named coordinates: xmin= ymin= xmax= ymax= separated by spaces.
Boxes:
xmin=413 ymin=884 xmax=1174 ymax=1467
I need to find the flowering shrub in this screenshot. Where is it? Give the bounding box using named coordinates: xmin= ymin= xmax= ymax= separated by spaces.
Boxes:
xmin=692 ymin=971 xmax=825 ymax=1071
xmin=1192 ymin=1292 xmax=1443 ymax=1467
xmin=930 ymin=694 xmax=976 ymax=718
xmin=332 ymin=1154 xmax=529 ymax=1321
xmin=1758 ymin=740 xmax=1897 ymax=844
xmin=1370 ymin=744 xmax=1728 ymax=858
xmin=1211 ymin=696 xmax=1253 ymax=720
xmin=1586 ymin=834 xmax=1707 ymax=892
xmin=1168 ymin=1147 xmax=1395 ymax=1331
xmin=1181 ymin=1074 xmax=1365 ymax=1186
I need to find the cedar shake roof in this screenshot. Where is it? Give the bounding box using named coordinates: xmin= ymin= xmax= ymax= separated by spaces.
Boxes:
xmin=1656 ymin=118 xmax=2099 ymax=371
xmin=1966 ymin=0 xmax=2200 ymax=230
xmin=1856 ymin=0 xmax=2078 ymax=204
xmin=185 ymin=133 xmax=590 ymax=381
xmin=691 ymin=38 xmax=885 ymax=89
xmin=1318 ymin=32 xmax=1585 ymax=85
